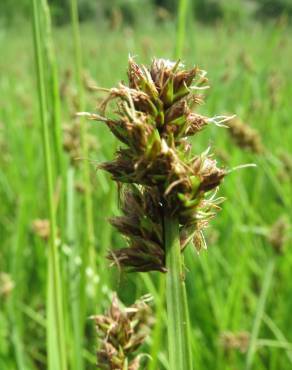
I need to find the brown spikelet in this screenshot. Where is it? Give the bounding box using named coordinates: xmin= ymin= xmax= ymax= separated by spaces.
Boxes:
xmin=268 ymin=72 xmax=283 ymax=108
xmin=108 ymin=185 xmax=165 ymax=272
xmin=63 ymin=120 xmax=98 ymax=166
xmin=226 ymin=117 xmax=264 ymax=154
xmin=268 ymin=216 xmax=289 ymax=254
xmin=278 ymin=152 xmax=292 ymax=182
xmin=0 ymin=272 xmax=15 ymax=297
xmin=31 ymin=219 xmax=51 ymax=240
xmin=220 ymin=331 xmax=250 ymax=353
xmin=92 ymin=293 xmax=153 ymax=369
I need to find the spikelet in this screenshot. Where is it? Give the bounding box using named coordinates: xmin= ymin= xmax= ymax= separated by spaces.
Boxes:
xmin=220 ymin=331 xmax=250 ymax=353
xmin=268 ymin=216 xmax=289 ymax=254
xmin=92 ymin=293 xmax=153 ymax=370
xmin=63 ymin=119 xmax=98 ymax=166
xmin=31 ymin=219 xmax=51 ymax=240
xmin=226 ymin=116 xmax=264 ymax=154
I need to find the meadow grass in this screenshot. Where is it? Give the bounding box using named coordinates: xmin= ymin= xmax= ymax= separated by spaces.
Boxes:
xmin=0 ymin=12 xmax=292 ymax=370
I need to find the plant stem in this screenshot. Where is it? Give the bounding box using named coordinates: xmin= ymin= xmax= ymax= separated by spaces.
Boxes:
xmin=70 ymin=0 xmax=95 ymax=317
xmin=164 ymin=213 xmax=193 ymax=370
xmin=66 ymin=166 xmax=83 ymax=370
xmin=148 ymin=275 xmax=166 ymax=370
xmin=31 ymin=1 xmax=67 ymax=369
xmin=245 ymin=258 xmax=275 ymax=370
xmin=41 ymin=0 xmax=66 ymax=234
xmin=175 ymin=0 xmax=189 ymax=59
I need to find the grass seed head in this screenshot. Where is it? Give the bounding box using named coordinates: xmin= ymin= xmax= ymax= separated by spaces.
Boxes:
xmin=0 ymin=272 xmax=15 ymax=298
xmin=226 ymin=116 xmax=264 ymax=154
xmin=220 ymin=331 xmax=250 ymax=354
xmin=93 ymin=293 xmax=153 ymax=369
xmin=31 ymin=219 xmax=51 ymax=240
xmin=63 ymin=119 xmax=98 ymax=166
xmin=88 ymin=57 xmax=230 ymax=272
xmin=268 ymin=216 xmax=290 ymax=254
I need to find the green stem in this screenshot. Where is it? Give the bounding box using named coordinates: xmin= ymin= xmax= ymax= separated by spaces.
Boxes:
xmin=41 ymin=0 xmax=64 ymax=178
xmin=245 ymin=259 xmax=275 ymax=370
xmin=31 ymin=1 xmax=67 ymax=369
xmin=164 ymin=214 xmax=193 ymax=370
xmin=70 ymin=0 xmax=96 ymax=318
xmin=148 ymin=275 xmax=166 ymax=370
xmin=175 ymin=0 xmax=189 ymax=59
xmin=66 ymin=166 xmax=83 ymax=370
xmin=41 ymin=0 xmax=66 ymax=236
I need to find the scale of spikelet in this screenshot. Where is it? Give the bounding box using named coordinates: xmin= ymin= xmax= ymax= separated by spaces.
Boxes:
xmin=83 ymin=57 xmax=230 ymax=272
xmin=92 ymin=294 xmax=152 ymax=370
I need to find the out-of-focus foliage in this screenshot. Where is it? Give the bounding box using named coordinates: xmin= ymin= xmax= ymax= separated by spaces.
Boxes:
xmin=255 ymin=0 xmax=292 ymax=18
xmin=1 ymin=0 xmax=292 ymax=26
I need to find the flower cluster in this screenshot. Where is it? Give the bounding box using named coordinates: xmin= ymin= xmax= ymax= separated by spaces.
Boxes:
xmin=87 ymin=57 xmax=228 ymax=272
xmin=92 ymin=294 xmax=152 ymax=370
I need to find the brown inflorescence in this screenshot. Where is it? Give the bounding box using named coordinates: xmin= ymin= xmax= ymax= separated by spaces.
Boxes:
xmin=278 ymin=152 xmax=292 ymax=182
xmin=0 ymin=272 xmax=15 ymax=297
xmin=226 ymin=116 xmax=264 ymax=154
xmin=220 ymin=331 xmax=250 ymax=354
xmin=268 ymin=216 xmax=289 ymax=254
xmin=86 ymin=57 xmax=229 ymax=272
xmin=92 ymin=293 xmax=153 ymax=370
xmin=31 ymin=219 xmax=51 ymax=241
xmin=63 ymin=119 xmax=98 ymax=166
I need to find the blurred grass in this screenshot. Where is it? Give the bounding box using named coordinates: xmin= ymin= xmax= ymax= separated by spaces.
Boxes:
xmin=0 ymin=12 xmax=292 ymax=370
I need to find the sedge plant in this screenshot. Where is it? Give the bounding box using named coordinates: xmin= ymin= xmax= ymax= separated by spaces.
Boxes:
xmin=82 ymin=57 xmax=231 ymax=370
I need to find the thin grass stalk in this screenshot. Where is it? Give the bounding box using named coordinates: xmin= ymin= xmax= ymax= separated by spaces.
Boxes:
xmin=8 ymin=203 xmax=27 ymax=369
xmin=69 ymin=0 xmax=96 ymax=318
xmin=66 ymin=166 xmax=83 ymax=370
xmin=148 ymin=276 xmax=166 ymax=370
xmin=31 ymin=1 xmax=67 ymax=369
xmin=175 ymin=0 xmax=189 ymax=59
xmin=41 ymin=0 xmax=66 ymax=234
xmin=164 ymin=214 xmax=193 ymax=370
xmin=263 ymin=314 xmax=292 ymax=364
xmin=245 ymin=259 xmax=275 ymax=370
xmin=169 ymin=1 xmax=193 ymax=368
xmin=98 ymin=181 xmax=115 ymax=282
xmin=41 ymin=0 xmax=64 ymax=178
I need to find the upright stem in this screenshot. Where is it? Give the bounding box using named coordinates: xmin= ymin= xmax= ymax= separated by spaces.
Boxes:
xmin=164 ymin=213 xmax=193 ymax=370
xmin=31 ymin=1 xmax=67 ymax=369
xmin=66 ymin=166 xmax=83 ymax=370
xmin=245 ymin=259 xmax=275 ymax=370
xmin=70 ymin=0 xmax=95 ymax=317
xmin=175 ymin=0 xmax=189 ymax=59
